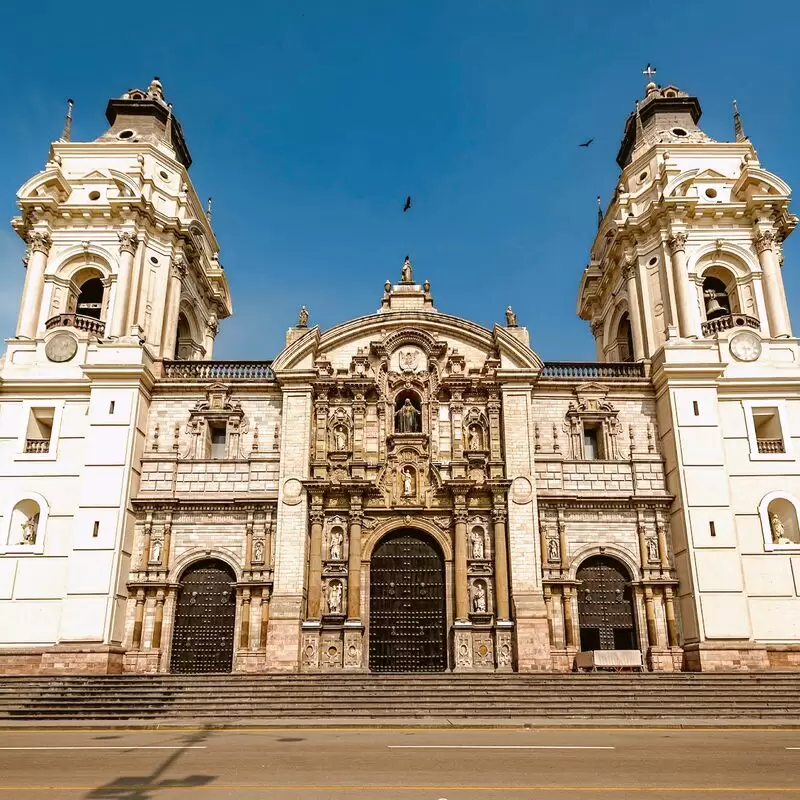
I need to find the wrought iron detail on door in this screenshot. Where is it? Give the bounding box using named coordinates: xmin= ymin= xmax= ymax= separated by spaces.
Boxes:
xmin=369 ymin=531 xmax=447 ymax=672
xmin=170 ymin=559 xmax=236 ymax=674
xmin=576 ymin=555 xmax=636 ymax=651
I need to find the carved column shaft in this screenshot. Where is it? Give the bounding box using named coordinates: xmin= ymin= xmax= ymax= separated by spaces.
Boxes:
xmin=492 ymin=507 xmax=510 ymax=621
xmin=558 ymin=518 xmax=568 ymax=571
xmin=162 ymin=515 xmax=173 ymax=572
xmin=644 ymin=586 xmax=659 ymax=647
xmin=664 ymin=586 xmax=679 ymax=648
xmin=656 ymin=522 xmax=670 ymax=573
xmin=454 ymin=508 xmax=469 ymax=621
xmin=240 ymin=589 xmax=251 ymax=649
xmin=132 ymin=590 xmax=146 ymax=649
xmin=140 ymin=515 xmax=153 ymax=571
xmin=260 ymin=588 xmax=270 ymax=650
xmin=161 ymin=257 xmax=185 ymax=357
xmin=307 ymin=509 xmax=325 ymax=619
xmin=487 ymin=399 xmax=502 ymax=462
xmin=110 ymin=232 xmax=138 ymax=338
xmin=17 ymin=232 xmax=50 ymax=339
xmin=755 ymin=231 xmax=791 ymax=337
xmin=244 ymin=516 xmax=254 ymax=569
xmin=151 ymin=591 xmax=165 ymax=649
xmin=353 ymin=401 xmax=366 ymax=461
xmin=667 ymin=233 xmax=699 ymax=338
xmin=623 ymin=262 xmax=645 ymax=360
xmin=562 ymin=586 xmax=575 ymax=648
xmin=347 ymin=509 xmax=363 ymax=621
xmin=543 ymin=586 xmax=555 ymax=647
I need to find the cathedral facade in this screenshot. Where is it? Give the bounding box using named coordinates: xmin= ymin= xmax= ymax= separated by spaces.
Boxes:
xmin=1 ymin=77 xmax=799 ymax=675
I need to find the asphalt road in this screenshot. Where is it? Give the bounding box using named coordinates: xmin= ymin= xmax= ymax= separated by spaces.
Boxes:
xmin=0 ymin=727 xmax=798 ymax=799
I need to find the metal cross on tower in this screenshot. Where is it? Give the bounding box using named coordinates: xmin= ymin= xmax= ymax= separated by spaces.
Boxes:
xmin=642 ymin=64 xmax=657 ymax=82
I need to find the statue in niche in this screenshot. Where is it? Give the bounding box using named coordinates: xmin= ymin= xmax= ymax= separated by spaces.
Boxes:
xmin=327 ymin=581 xmax=343 ymax=614
xmin=20 ymin=515 xmax=38 ymax=545
xmin=395 ymin=398 xmax=421 ymax=433
xmin=297 ymin=306 xmax=309 ymax=327
xmin=150 ymin=538 xmax=163 ymax=564
xmin=401 ymin=467 xmax=415 ymax=497
xmin=253 ymin=539 xmax=265 ymax=563
xmin=646 ymin=537 xmax=659 ymax=562
xmin=471 ymin=529 xmax=485 ymax=560
xmin=771 ymin=513 xmax=793 ymax=544
xmin=505 ymin=306 xmax=518 ymax=327
xmin=333 ymin=426 xmax=348 ymax=451
xmin=472 ymin=582 xmax=487 ymax=613
xmin=401 ymin=256 xmax=413 ymax=283
xmin=547 ymin=537 xmax=560 ymax=562
xmin=468 ymin=426 xmax=483 ymax=451
xmin=329 ymin=528 xmax=344 ymax=561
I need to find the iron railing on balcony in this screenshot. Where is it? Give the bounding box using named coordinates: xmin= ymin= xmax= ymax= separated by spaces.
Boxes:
xmin=757 ymin=438 xmax=785 ymax=454
xmin=44 ymin=313 xmax=106 ymax=337
xmin=162 ymin=360 xmax=275 ymax=381
xmin=540 ymin=362 xmax=647 ymax=379
xmin=701 ymin=314 xmax=760 ymax=337
xmin=24 ymin=438 xmax=50 ymax=454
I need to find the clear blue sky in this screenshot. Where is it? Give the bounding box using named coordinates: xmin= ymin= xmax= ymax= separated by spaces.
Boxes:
xmin=1 ymin=0 xmax=799 ymax=361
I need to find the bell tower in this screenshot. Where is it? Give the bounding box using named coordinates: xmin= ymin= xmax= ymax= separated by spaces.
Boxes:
xmin=579 ymin=73 xmax=800 ymax=671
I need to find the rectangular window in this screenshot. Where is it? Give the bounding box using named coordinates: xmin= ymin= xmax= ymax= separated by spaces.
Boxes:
xmin=583 ymin=426 xmax=604 ymax=460
xmin=208 ymin=423 xmax=227 ymax=459
xmin=743 ymin=401 xmax=793 ymax=461
xmin=25 ymin=408 xmax=55 ymax=454
xmin=752 ymin=407 xmax=785 ymax=454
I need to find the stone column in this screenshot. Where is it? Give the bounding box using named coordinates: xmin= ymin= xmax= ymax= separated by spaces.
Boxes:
xmin=132 ymin=589 xmax=146 ymax=649
xmin=203 ymin=313 xmax=219 ymax=359
xmin=260 ymin=588 xmax=270 ymax=650
xmin=140 ymin=513 xmax=153 ymax=571
xmin=162 ymin=513 xmax=173 ymax=573
xmin=644 ymin=586 xmax=659 ymax=647
xmin=244 ymin=514 xmax=254 ymax=570
xmin=656 ymin=520 xmax=670 ymax=576
xmin=17 ymin=231 xmax=51 ymax=339
xmin=491 ymin=505 xmax=510 ymax=621
xmin=109 ymin=231 xmax=138 ymax=338
xmin=667 ymin=232 xmax=699 ymax=338
xmin=543 ymin=586 xmax=555 ymax=646
xmin=755 ymin=230 xmax=791 ymax=337
xmin=454 ymin=507 xmax=469 ymax=621
xmin=590 ymin=320 xmax=604 ymax=361
xmin=664 ymin=587 xmax=679 ymax=648
xmin=623 ymin=260 xmax=645 ymax=360
xmin=151 ymin=590 xmax=165 ymax=649
xmin=160 ymin=256 xmax=186 ymax=358
xmin=347 ymin=506 xmax=363 ymax=621
xmin=240 ymin=589 xmax=251 ymax=649
xmin=306 ymin=508 xmax=325 ymax=619
xmin=562 ymin=586 xmax=575 ymax=648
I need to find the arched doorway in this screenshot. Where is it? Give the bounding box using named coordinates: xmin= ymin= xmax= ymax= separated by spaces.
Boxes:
xmin=576 ymin=555 xmax=637 ymax=651
xmin=169 ymin=559 xmax=236 ymax=673
xmin=369 ymin=531 xmax=447 ymax=672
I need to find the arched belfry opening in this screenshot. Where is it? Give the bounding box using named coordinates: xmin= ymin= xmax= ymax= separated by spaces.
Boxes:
xmin=169 ymin=559 xmax=236 ymax=673
xmin=615 ymin=313 xmax=635 ymax=362
xmin=369 ymin=530 xmax=447 ymax=672
xmin=75 ymin=277 xmax=104 ymax=320
xmin=576 ymin=555 xmax=637 ymax=651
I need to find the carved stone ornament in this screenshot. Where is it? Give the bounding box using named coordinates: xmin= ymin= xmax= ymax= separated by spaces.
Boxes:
xmin=118 ymin=230 xmax=139 ymax=255
xmin=667 ymin=232 xmax=687 ymax=255
xmin=29 ymin=231 xmax=52 ymax=255
xmin=302 ymin=633 xmax=319 ymax=669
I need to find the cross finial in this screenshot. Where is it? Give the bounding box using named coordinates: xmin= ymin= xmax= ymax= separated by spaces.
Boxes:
xmin=642 ymin=63 xmax=657 ymax=82
xmin=60 ymin=98 xmax=74 ymax=142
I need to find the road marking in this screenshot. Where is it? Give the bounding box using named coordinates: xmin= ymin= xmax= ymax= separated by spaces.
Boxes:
xmin=388 ymin=745 xmax=615 ymax=750
xmin=0 ymin=746 xmax=206 ymax=751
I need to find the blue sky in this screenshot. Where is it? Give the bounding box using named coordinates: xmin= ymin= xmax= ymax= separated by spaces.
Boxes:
xmin=1 ymin=1 xmax=799 ymax=360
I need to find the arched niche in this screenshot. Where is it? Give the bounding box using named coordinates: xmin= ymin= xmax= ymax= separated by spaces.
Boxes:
xmin=700 ymin=265 xmax=740 ymax=320
xmin=760 ymin=492 xmax=800 ymax=550
xmin=2 ymin=493 xmax=49 ymax=554
xmin=393 ymin=389 xmax=423 ymax=434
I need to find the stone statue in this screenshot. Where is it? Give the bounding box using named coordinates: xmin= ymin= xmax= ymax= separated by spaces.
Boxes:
xmin=547 ymin=537 xmax=559 ymax=562
xmin=327 ymin=581 xmax=343 ymax=614
xmin=333 ymin=426 xmax=347 ymax=451
xmin=401 ymin=467 xmax=415 ymax=497
xmin=471 ymin=529 xmax=485 ymax=560
xmin=771 ymin=513 xmax=792 ymax=544
xmin=472 ymin=583 xmax=487 ymax=613
xmin=401 ymin=256 xmax=413 ymax=283
xmin=646 ymin=537 xmax=659 ymax=562
xmin=505 ymin=306 xmax=517 ymax=327
xmin=395 ymin=398 xmax=421 ymax=433
xmin=329 ymin=528 xmax=343 ymax=561
xmin=20 ymin=516 xmax=37 ymax=545
xmin=469 ymin=426 xmax=482 ymax=451
xmin=253 ymin=539 xmax=265 ymax=563
xmin=150 ymin=538 xmax=163 ymax=564
xmin=297 ymin=306 xmax=309 ymax=327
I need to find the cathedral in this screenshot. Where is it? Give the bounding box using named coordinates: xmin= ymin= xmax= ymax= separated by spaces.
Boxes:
xmin=1 ymin=75 xmax=799 ymax=676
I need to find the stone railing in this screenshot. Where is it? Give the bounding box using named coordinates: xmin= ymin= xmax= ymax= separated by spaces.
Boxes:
xmin=45 ymin=313 xmax=106 ymax=337
xmin=757 ymin=438 xmax=785 ymax=454
xmin=701 ymin=314 xmax=760 ymax=337
xmin=162 ymin=360 xmax=275 ymax=381
xmin=541 ymin=362 xmax=647 ymax=379
xmin=24 ymin=438 xmax=50 ymax=454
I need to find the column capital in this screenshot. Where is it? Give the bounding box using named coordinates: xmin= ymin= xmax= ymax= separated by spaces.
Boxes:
xmin=349 ymin=509 xmax=364 ymax=524
xmin=491 ymin=508 xmax=507 ymax=524
xmin=754 ymin=229 xmax=776 ymax=255
xmin=29 ymin=231 xmax=52 ymax=255
xmin=590 ymin=319 xmax=603 ymax=338
xmin=309 ymin=510 xmax=325 ymax=526
xmin=170 ymin=256 xmax=188 ymax=281
xmin=622 ymin=262 xmax=637 ymax=282
xmin=667 ymin=232 xmax=687 ymax=255
xmin=118 ymin=230 xmax=139 ymax=255
xmin=453 ymin=508 xmax=469 ymax=525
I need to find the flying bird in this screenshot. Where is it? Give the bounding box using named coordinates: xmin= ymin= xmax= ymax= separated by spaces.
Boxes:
xmin=579 ymin=138 xmax=594 ymax=148
xmin=403 ymin=196 xmax=412 ymax=212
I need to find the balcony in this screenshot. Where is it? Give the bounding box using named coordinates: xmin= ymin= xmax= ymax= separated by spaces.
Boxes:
xmin=24 ymin=438 xmax=50 ymax=454
xmin=541 ymin=362 xmax=647 ymax=380
xmin=701 ymin=314 xmax=760 ymax=338
xmin=45 ymin=313 xmax=105 ymax=337
xmin=757 ymin=438 xmax=785 ymax=454
xmin=162 ymin=360 xmax=275 ymax=381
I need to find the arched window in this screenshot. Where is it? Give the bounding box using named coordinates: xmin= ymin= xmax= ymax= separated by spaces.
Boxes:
xmin=2 ymin=493 xmax=49 ymax=554
xmin=701 ymin=267 xmax=739 ymax=320
xmin=76 ymin=277 xmax=104 ymax=320
xmin=615 ymin=313 xmax=634 ymax=362
xmin=760 ymin=492 xmax=800 ymax=550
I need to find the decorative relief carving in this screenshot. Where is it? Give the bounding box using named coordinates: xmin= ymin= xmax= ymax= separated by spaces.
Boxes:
xmin=302 ymin=633 xmax=319 ymax=669
xmin=754 ymin=230 xmax=776 ymax=255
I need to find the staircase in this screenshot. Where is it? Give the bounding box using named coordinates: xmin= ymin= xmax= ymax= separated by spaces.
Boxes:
xmin=2 ymin=673 xmax=800 ymax=724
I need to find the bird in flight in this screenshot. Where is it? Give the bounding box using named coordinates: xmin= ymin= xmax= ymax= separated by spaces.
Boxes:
xmin=579 ymin=138 xmax=594 ymax=148
xmin=403 ymin=196 xmax=412 ymax=212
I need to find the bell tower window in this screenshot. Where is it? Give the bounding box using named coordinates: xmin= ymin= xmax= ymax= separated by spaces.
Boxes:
xmin=615 ymin=313 xmax=634 ymax=363
xmin=702 ymin=275 xmax=733 ymax=320
xmin=75 ymin=277 xmax=104 ymax=320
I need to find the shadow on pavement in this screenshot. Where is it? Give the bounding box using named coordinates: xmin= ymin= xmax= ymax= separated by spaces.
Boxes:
xmin=83 ymin=729 xmax=216 ymax=799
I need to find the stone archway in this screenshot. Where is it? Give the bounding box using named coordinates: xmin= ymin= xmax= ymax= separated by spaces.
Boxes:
xmin=576 ymin=555 xmax=637 ymax=651
xmin=169 ymin=559 xmax=236 ymax=673
xmin=368 ymin=530 xmax=447 ymax=673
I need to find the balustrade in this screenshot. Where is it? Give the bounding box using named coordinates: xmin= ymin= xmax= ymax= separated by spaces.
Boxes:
xmin=44 ymin=313 xmax=105 ymax=337
xmin=701 ymin=314 xmax=760 ymax=337
xmin=162 ymin=360 xmax=274 ymax=381
xmin=541 ymin=362 xmax=646 ymax=379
